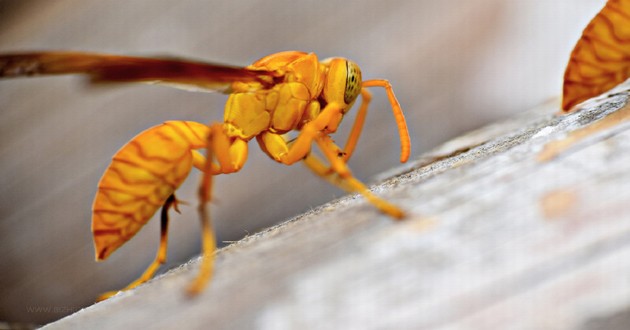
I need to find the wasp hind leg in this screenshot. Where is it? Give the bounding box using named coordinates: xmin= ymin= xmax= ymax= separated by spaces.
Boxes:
xmin=97 ymin=194 xmax=177 ymax=301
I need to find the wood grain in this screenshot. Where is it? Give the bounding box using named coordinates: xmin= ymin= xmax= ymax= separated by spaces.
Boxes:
xmin=41 ymin=86 xmax=630 ymax=329
xmin=0 ymin=0 xmax=607 ymax=325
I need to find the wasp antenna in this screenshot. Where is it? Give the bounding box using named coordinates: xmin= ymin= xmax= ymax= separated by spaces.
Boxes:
xmin=362 ymin=79 xmax=411 ymax=162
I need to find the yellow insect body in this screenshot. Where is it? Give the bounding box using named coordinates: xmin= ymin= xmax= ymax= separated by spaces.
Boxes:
xmin=92 ymin=121 xmax=209 ymax=260
xmin=0 ymin=50 xmax=410 ymax=299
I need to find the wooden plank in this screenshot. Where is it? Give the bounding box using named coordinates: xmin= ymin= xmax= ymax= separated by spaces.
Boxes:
xmin=40 ymin=88 xmax=630 ymax=329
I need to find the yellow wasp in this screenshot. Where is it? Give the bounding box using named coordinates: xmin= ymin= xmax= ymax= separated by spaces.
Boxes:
xmin=0 ymin=50 xmax=410 ymax=299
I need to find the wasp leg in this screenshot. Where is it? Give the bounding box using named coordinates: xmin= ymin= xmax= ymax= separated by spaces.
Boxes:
xmin=257 ymin=102 xmax=404 ymax=219
xmin=257 ymin=102 xmax=345 ymax=165
xmin=362 ymin=79 xmax=411 ymax=163
xmin=342 ymin=88 xmax=372 ymax=162
xmin=187 ymin=163 xmax=215 ymax=296
xmin=187 ymin=123 xmax=247 ymax=296
xmin=97 ymin=194 xmax=177 ymax=301
xmin=302 ymin=152 xmax=355 ymax=192
xmin=307 ymin=135 xmax=405 ymax=219
xmin=310 ymin=88 xmax=370 ymax=179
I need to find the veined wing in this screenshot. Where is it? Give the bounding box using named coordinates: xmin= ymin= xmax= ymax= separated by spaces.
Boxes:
xmin=0 ymin=51 xmax=279 ymax=93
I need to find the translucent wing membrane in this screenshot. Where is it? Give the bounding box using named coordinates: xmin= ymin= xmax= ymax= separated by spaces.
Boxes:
xmin=563 ymin=0 xmax=630 ymax=111
xmin=0 ymin=51 xmax=278 ymax=92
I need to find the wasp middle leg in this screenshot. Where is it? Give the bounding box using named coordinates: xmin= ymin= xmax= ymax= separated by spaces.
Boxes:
xmin=187 ymin=123 xmax=248 ymax=296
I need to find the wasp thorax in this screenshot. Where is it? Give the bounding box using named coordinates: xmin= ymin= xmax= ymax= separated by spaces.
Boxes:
xmin=322 ymin=58 xmax=362 ymax=108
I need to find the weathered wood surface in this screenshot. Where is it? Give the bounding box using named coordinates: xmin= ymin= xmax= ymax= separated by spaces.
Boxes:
xmin=0 ymin=1 xmax=508 ymax=323
xmin=40 ymin=88 xmax=630 ymax=329
xmin=1 ymin=1 xmax=608 ymax=325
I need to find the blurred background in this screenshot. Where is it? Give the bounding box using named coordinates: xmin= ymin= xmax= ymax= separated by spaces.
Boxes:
xmin=0 ymin=0 xmax=606 ymax=325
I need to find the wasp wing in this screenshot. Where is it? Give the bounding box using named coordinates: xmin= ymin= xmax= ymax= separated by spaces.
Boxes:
xmin=0 ymin=51 xmax=278 ymax=93
xmin=563 ymin=0 xmax=630 ymax=111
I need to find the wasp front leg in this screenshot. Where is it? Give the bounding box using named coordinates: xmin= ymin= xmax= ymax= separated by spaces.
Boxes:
xmin=187 ymin=123 xmax=248 ymax=296
xmin=257 ymin=101 xmax=346 ymax=165
xmin=306 ymin=136 xmax=405 ymax=219
xmin=299 ymin=88 xmax=404 ymax=217
xmin=341 ymin=88 xmax=372 ymax=162
xmin=306 ymin=87 xmax=372 ymax=181
xmin=257 ymin=102 xmax=405 ymax=219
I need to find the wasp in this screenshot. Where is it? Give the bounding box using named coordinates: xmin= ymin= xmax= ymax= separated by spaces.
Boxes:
xmin=0 ymin=50 xmax=410 ymax=299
